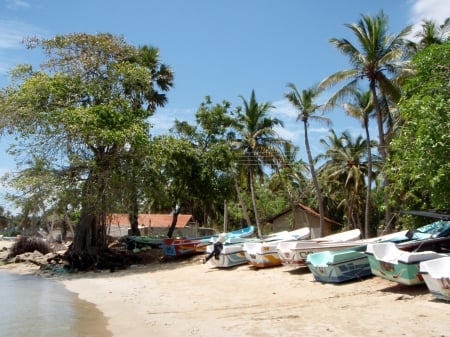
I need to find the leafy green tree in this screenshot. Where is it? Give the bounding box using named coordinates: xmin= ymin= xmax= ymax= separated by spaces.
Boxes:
xmin=170 ymin=96 xmax=236 ymax=229
xmin=319 ymin=11 xmax=411 ymax=228
xmin=0 ymin=33 xmax=173 ymax=269
xmin=284 ymin=83 xmax=330 ymax=237
xmin=388 ymin=41 xmax=450 ymax=212
xmin=232 ymin=90 xmax=285 ymax=238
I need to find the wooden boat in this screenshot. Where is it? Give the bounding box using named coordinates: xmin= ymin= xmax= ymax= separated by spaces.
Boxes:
xmin=365 ymin=237 xmax=450 ymax=286
xmin=162 ymin=226 xmax=255 ymax=257
xmin=277 ymin=229 xmax=362 ymax=268
xmin=243 ymin=227 xmax=311 ymax=268
xmin=420 ymin=256 xmax=450 ymax=301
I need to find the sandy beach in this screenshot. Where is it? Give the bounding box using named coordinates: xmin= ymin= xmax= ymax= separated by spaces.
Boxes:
xmin=1 ymin=239 xmax=449 ymax=337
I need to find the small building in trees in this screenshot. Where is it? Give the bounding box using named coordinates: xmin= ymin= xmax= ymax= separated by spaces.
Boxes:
xmin=265 ymin=203 xmax=342 ymax=238
xmin=106 ymin=213 xmax=216 ymax=238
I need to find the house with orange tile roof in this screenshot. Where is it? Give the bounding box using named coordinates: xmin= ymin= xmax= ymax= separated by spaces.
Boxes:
xmin=106 ymin=213 xmax=216 ymax=238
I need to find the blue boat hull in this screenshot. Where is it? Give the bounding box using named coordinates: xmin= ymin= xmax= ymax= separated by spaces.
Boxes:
xmin=307 ymin=252 xmax=372 ymax=283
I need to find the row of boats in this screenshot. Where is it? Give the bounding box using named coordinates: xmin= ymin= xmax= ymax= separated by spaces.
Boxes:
xmin=127 ymin=219 xmax=450 ymax=302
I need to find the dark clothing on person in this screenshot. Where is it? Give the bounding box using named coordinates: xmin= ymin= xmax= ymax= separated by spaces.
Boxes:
xmin=203 ymin=241 xmax=224 ymax=263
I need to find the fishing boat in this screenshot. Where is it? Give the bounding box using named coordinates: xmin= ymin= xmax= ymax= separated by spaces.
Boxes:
xmin=420 ymin=256 xmax=450 ymax=301
xmin=307 ymin=219 xmax=450 ymax=283
xmin=162 ymin=226 xmax=255 ymax=257
xmin=243 ymin=227 xmax=311 ymax=268
xmin=205 ymin=236 xmax=259 ymax=268
xmin=277 ymin=229 xmax=362 ymax=268
xmin=306 ymin=230 xmax=411 ymax=283
xmin=365 ymin=237 xmax=450 ymax=286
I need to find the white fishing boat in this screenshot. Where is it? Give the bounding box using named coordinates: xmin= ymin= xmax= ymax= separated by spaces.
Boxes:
xmin=366 ymin=237 xmax=450 ymax=286
xmin=243 ymin=227 xmax=310 ymax=268
xmin=205 ymin=236 xmax=258 ymax=268
xmin=306 ymin=230 xmax=410 ymax=283
xmin=420 ymin=256 xmax=450 ymax=301
xmin=277 ymin=229 xmax=362 ymax=268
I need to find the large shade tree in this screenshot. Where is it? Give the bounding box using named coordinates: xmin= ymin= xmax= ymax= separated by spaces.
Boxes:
xmin=319 ymin=11 xmax=411 ymax=229
xmin=0 ymin=33 xmax=174 ymax=269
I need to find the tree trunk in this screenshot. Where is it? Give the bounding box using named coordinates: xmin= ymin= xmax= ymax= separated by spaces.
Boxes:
xmin=364 ymin=119 xmax=372 ymax=238
xmin=128 ymin=187 xmax=141 ymax=236
xmin=167 ymin=204 xmax=180 ymax=238
xmin=248 ymin=167 xmax=263 ymax=238
xmin=233 ymin=172 xmax=253 ymax=228
xmin=64 ymin=212 xmax=101 ymax=270
xmin=370 ymin=81 xmax=391 ymax=230
xmin=223 ymin=200 xmax=228 ymax=233
xmin=304 ymin=120 xmax=325 ymax=237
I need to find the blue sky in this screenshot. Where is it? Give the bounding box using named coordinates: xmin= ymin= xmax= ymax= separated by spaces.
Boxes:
xmin=0 ymin=0 xmax=449 ymax=213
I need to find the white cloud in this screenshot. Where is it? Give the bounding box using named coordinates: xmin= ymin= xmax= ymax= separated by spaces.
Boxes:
xmin=410 ymin=0 xmax=450 ymax=22
xmin=273 ymin=99 xmax=297 ymax=120
xmin=149 ymin=107 xmax=197 ymax=135
xmin=408 ymin=0 xmax=450 ymax=38
xmin=0 ymin=19 xmax=47 ymax=75
xmin=5 ymin=0 xmax=30 ymax=10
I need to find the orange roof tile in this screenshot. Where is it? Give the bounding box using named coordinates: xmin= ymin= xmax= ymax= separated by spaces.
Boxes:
xmin=107 ymin=213 xmax=193 ymax=228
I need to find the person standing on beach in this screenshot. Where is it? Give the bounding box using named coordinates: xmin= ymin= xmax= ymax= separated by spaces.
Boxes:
xmin=202 ymin=233 xmax=227 ymax=264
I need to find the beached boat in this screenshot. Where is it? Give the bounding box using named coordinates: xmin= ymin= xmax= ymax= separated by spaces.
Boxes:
xmin=305 ymin=230 xmax=412 ymax=283
xmin=277 ymin=229 xmax=362 ymax=268
xmin=162 ymin=226 xmax=255 ymax=257
xmin=307 ymin=220 xmax=450 ymax=283
xmin=126 ymin=236 xmax=165 ymax=250
xmin=205 ymin=237 xmax=259 ymax=268
xmin=420 ymin=256 xmax=450 ymax=301
xmin=365 ymin=237 xmax=450 ymax=286
xmin=306 ymin=244 xmax=374 ymax=283
xmin=243 ymin=227 xmax=311 ymax=268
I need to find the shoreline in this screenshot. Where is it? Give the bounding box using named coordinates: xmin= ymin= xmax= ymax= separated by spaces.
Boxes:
xmin=2 ymin=240 xmax=450 ymax=337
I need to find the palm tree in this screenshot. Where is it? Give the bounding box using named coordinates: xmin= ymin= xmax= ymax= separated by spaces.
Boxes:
xmin=342 ymin=88 xmax=375 ymax=237
xmin=318 ymin=130 xmax=374 ymax=232
xmin=284 ymin=83 xmax=330 ymax=237
xmin=410 ymin=17 xmax=450 ymax=51
xmin=319 ymin=11 xmax=411 ymax=229
xmin=232 ymin=90 xmax=285 ymax=238
xmin=270 ymin=141 xmax=309 ymax=230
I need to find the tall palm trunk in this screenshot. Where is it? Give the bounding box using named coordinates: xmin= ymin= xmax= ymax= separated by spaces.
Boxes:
xmin=248 ymin=165 xmax=263 ymax=238
xmin=370 ymin=81 xmax=391 ymax=230
xmin=363 ymin=118 xmax=372 ymax=238
xmin=304 ymin=119 xmax=325 ymax=237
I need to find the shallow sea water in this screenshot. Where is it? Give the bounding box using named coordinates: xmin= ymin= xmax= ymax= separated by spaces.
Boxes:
xmin=0 ymin=271 xmax=112 ymax=337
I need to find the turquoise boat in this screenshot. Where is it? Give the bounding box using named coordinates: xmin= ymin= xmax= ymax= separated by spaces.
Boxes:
xmin=307 ymin=220 xmax=450 ymax=284
xmin=366 ymin=237 xmax=450 ymax=286
xmin=306 ymin=244 xmax=372 ymax=283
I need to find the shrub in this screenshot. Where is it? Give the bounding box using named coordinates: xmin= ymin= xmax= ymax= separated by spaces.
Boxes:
xmin=9 ymin=236 xmax=52 ymax=258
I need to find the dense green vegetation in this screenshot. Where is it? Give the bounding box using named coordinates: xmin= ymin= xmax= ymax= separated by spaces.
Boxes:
xmin=0 ymin=13 xmax=449 ymax=268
